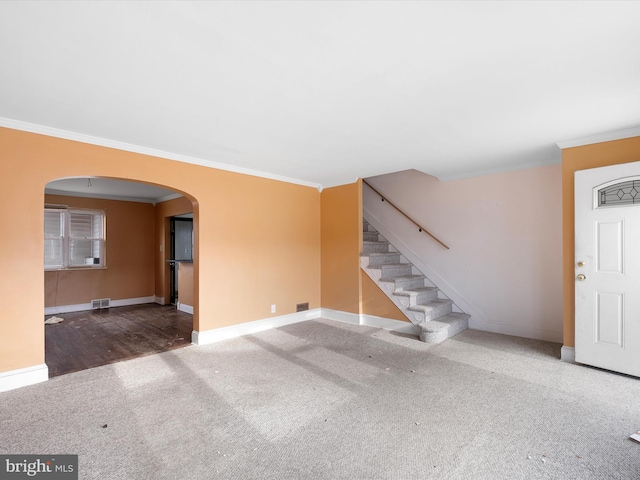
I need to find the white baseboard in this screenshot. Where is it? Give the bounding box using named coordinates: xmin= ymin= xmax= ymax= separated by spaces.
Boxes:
xmin=154 ymin=296 xmax=165 ymax=305
xmin=0 ymin=364 xmax=48 ymax=393
xmin=192 ymin=308 xmax=417 ymax=345
xmin=112 ymin=296 xmax=155 ymax=308
xmin=321 ymin=309 xmax=420 ymax=334
xmin=319 ymin=308 xmax=360 ymax=325
xmin=45 ymin=296 xmax=155 ymax=315
xmin=192 ymin=308 xmax=322 ymax=345
xmin=177 ymin=302 xmax=193 ymax=315
xmin=561 ymin=346 xmax=576 ymax=363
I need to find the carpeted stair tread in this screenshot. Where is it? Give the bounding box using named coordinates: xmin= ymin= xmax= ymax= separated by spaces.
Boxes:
xmin=407 ymin=298 xmax=453 ymax=312
xmin=360 ymin=216 xmax=470 ymax=343
xmin=418 ymin=313 xmax=470 ymax=343
xmin=393 ymin=286 xmax=438 ymax=297
xmin=379 ymin=274 xmax=425 ymax=283
xmin=363 ymin=252 xmax=402 ymax=263
xmin=420 ymin=312 xmax=470 ymax=332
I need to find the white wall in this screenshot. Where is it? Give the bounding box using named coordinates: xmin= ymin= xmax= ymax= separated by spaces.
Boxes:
xmin=364 ymin=166 xmax=563 ymax=342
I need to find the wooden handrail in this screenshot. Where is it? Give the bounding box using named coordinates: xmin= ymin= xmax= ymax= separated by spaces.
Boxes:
xmin=363 ymin=179 xmax=450 ymax=250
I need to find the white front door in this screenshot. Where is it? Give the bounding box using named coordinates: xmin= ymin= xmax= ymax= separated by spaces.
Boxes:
xmin=575 ymin=161 xmax=640 ymax=377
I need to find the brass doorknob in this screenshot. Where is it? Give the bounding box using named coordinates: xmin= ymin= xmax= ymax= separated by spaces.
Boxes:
xmin=577 ymin=274 xmax=586 ymax=281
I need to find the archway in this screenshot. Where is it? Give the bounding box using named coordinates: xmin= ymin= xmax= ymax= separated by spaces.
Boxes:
xmin=43 ymin=176 xmax=199 ymax=376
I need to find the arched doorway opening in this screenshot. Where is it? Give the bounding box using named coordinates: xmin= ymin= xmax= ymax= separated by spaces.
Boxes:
xmin=43 ymin=176 xmax=198 ymax=376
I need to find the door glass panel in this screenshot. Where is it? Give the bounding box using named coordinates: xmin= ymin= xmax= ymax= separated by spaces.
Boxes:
xmin=597 ymin=179 xmax=640 ymax=207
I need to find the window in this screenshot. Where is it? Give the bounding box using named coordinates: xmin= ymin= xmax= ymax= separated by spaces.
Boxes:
xmin=597 ymin=178 xmax=640 ymax=207
xmin=44 ymin=208 xmax=105 ymax=269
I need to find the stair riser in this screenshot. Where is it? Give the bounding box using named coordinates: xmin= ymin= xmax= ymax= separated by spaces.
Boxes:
xmin=379 ymin=265 xmax=413 ymax=277
xmin=363 ymin=232 xmax=380 ymax=242
xmin=393 ymin=289 xmax=438 ymax=307
xmin=362 ymin=243 xmax=390 ymax=253
xmin=420 ymin=317 xmax=469 ymax=343
xmin=409 ymin=302 xmax=452 ymax=322
xmin=408 ymin=290 xmax=439 ymax=306
xmin=367 ymin=254 xmax=401 ymax=266
xmin=393 ymin=277 xmax=426 ymax=290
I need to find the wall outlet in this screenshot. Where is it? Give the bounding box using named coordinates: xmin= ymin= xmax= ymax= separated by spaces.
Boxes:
xmin=271 ymin=304 xmax=276 ymax=313
xmin=296 ymin=302 xmax=309 ymax=312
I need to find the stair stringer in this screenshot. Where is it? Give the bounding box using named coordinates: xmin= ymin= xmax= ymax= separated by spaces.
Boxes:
xmin=361 ymin=254 xmax=407 ymax=321
xmin=360 ymin=254 xmax=445 ymax=326
xmin=363 ymin=207 xmax=494 ymax=333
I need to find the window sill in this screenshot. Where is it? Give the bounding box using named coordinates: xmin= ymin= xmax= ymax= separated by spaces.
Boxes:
xmin=45 ymin=266 xmax=108 ymax=272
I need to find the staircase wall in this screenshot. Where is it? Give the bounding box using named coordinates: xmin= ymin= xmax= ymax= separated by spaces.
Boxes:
xmin=364 ymin=166 xmax=563 ymax=343
xmin=360 ymin=270 xmax=408 ymax=322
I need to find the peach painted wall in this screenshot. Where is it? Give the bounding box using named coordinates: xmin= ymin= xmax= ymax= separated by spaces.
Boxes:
xmin=0 ymin=127 xmax=320 ymax=373
xmin=44 ymin=194 xmax=155 ymax=307
xmin=365 ymin=165 xmax=563 ymax=342
xmin=178 ymin=262 xmax=194 ymax=308
xmin=561 ymin=136 xmax=640 ymax=347
xmin=360 ymin=271 xmax=407 ymax=322
xmin=154 ymin=196 xmax=193 ymax=304
xmin=320 ymin=181 xmax=362 ymax=314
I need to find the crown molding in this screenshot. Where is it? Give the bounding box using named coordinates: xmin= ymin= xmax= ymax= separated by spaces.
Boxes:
xmin=556 ymin=126 xmax=640 ymax=150
xmin=44 ymin=188 xmax=166 ymax=204
xmin=0 ymin=117 xmax=323 ymax=190
xmin=317 ymin=177 xmax=360 ymax=192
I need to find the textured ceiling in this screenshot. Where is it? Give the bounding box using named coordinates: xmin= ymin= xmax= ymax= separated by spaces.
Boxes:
xmin=2 ymin=1 xmax=640 ymax=189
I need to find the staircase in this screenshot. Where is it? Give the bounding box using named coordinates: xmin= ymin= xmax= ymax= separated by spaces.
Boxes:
xmin=360 ymin=219 xmax=469 ymax=343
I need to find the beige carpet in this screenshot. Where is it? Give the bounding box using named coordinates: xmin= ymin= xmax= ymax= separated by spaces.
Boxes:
xmin=2 ymin=319 xmax=640 ymax=479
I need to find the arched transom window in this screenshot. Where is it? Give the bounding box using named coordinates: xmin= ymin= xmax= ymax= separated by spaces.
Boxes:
xmin=597 ymin=178 xmax=640 ymax=207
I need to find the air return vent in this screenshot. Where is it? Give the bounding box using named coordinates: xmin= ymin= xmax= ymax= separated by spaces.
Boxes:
xmin=91 ymin=298 xmax=111 ymax=310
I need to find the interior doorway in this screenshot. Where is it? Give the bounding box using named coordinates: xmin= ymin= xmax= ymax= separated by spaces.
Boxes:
xmin=170 ymin=215 xmax=194 ymax=306
xmin=44 ymin=177 xmax=197 ymax=376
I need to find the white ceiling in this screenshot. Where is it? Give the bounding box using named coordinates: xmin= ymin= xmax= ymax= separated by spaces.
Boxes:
xmin=2 ymin=1 xmax=640 ymax=190
xmin=45 ymin=177 xmax=179 ymax=204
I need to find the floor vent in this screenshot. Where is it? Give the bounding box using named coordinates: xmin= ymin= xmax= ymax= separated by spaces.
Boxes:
xmin=91 ymin=298 xmax=111 ymax=310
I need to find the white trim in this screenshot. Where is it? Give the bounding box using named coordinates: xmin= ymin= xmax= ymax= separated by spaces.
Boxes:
xmin=556 ymin=126 xmax=640 ymax=150
xmin=154 ymin=296 xmax=165 ymax=306
xmin=318 ymin=177 xmax=360 ymax=191
xmin=319 ymin=309 xmax=420 ymax=334
xmin=192 ymin=308 xmax=321 ymax=345
xmin=319 ymin=308 xmax=360 ymax=325
xmin=0 ymin=364 xmax=48 ymax=393
xmin=177 ymin=302 xmax=194 ymax=315
xmin=0 ymin=116 xmax=322 ymax=190
xmin=191 ymin=308 xmax=419 ymax=346
xmin=44 ymin=296 xmax=155 ymax=315
xmin=561 ymin=346 xmax=576 ymax=363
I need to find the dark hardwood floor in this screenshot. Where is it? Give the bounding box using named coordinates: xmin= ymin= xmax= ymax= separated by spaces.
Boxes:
xmin=45 ymin=304 xmax=193 ymax=377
